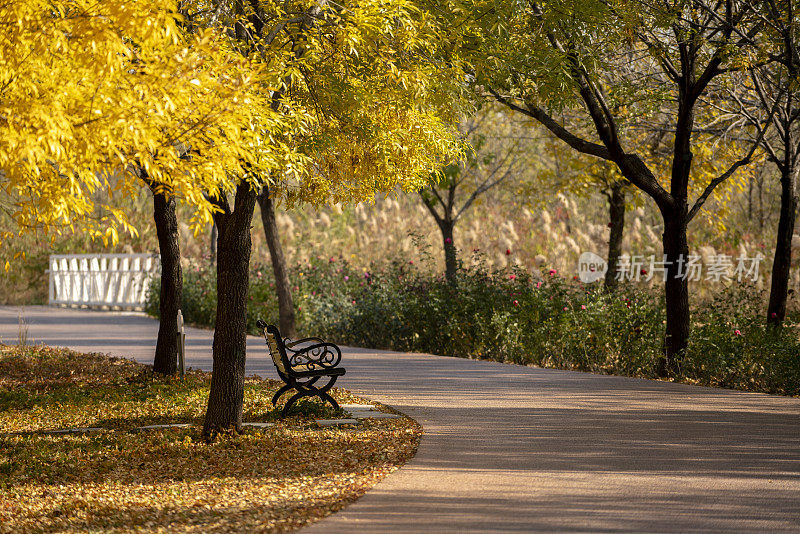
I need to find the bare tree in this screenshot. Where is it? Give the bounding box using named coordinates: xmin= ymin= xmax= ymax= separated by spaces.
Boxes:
xmin=419 ymin=107 xmax=527 ymax=283
xmin=257 ymin=186 xmax=296 ymax=337
xmin=735 ymin=1 xmax=799 ymax=326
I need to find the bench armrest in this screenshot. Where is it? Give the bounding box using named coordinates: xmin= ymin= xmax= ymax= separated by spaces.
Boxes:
xmin=286 ymin=342 xmax=342 ymax=370
xmin=285 ymin=337 xmax=325 ymax=348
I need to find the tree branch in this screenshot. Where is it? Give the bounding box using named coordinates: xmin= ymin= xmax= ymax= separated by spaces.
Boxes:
xmin=486 ymin=87 xmax=611 ymax=160
xmin=455 ymin=161 xmax=518 ymax=221
xmin=419 ymin=189 xmax=444 ymax=225
xmin=687 ymin=122 xmax=770 ymax=222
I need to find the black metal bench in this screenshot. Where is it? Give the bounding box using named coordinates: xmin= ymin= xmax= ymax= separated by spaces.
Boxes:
xmin=256 ymin=320 xmax=345 ymax=417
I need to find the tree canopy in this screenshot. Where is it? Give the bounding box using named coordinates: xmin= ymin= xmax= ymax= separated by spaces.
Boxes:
xmin=1 ymin=0 xmax=466 ymax=258
xmin=0 ymin=0 xmax=270 ymax=252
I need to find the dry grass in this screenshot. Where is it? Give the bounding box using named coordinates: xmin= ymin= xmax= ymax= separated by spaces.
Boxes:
xmin=3 ymin=172 xmax=798 ymax=306
xmin=0 ymin=344 xmax=422 ymax=533
xmin=248 ymin=192 xmax=800 ymax=300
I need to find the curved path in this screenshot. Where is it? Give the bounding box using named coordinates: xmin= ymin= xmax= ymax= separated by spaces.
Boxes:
xmin=2 ymin=306 xmax=799 ymax=532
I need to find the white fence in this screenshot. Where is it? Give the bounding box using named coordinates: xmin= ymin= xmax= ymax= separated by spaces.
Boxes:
xmin=48 ymin=253 xmax=160 ymax=310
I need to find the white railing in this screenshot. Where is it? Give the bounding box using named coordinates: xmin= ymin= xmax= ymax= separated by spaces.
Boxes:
xmin=48 ymin=253 xmax=160 ymax=310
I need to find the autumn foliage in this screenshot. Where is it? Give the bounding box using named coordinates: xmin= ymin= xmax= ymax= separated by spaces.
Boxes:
xmin=0 ymin=344 xmax=422 ymax=532
xmin=0 ymin=0 xmax=274 ymax=252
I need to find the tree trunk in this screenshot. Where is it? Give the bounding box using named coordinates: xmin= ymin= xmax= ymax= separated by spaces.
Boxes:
xmin=438 ymin=219 xmax=457 ymax=284
xmin=202 ymin=182 xmax=257 ymax=440
xmin=656 ymin=77 xmax=694 ymax=377
xmin=604 ymin=181 xmax=626 ymax=290
xmin=659 ymin=207 xmax=690 ymax=377
xmin=757 ymin=172 xmax=766 ymax=231
xmin=150 ymin=186 xmax=182 ymax=376
xmin=257 ymin=186 xmax=296 ymax=337
xmin=767 ymin=166 xmax=798 ymax=326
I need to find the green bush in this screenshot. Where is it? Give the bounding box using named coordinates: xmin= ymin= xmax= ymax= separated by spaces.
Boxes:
xmin=146 ymin=255 xmax=800 ymax=396
xmin=146 ymin=259 xmax=218 ymax=327
xmin=687 ymin=284 xmax=800 ymax=394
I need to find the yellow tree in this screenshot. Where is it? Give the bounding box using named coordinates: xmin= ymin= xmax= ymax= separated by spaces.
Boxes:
xmin=2 ymin=0 xmax=465 ymax=438
xmin=178 ymin=0 xmax=466 ymax=438
xmin=1 ymin=0 xmax=278 ymax=376
xmin=0 ymin=0 xmax=267 ymax=244
xmin=726 ymin=1 xmax=800 ymax=326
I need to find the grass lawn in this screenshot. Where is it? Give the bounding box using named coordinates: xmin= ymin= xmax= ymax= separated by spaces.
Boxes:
xmin=0 ymin=344 xmax=421 ymax=533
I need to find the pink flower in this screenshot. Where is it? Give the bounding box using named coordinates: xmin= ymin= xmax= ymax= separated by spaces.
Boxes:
xmin=734 ymin=329 xmax=742 ymax=336
xmin=512 ymin=300 xmax=519 ymax=307
xmin=344 ymin=275 xmax=349 ymax=281
xmin=256 ymin=271 xmax=262 ymax=278
xmin=329 ymin=257 xmax=336 ymax=263
xmin=581 ymin=305 xmax=586 ymax=310
xmin=445 ymin=238 xmax=452 ymax=244
xmin=409 ymin=260 xmax=414 ymax=265
xmin=771 ymin=312 xmax=778 ymax=318
xmin=548 ymin=269 xmax=557 ymax=276
xmin=509 ymin=274 xmax=516 ymax=280
xmin=536 ymin=282 xmax=542 ymax=288
xmin=563 ymin=306 xmax=568 ymax=311
xmin=351 ymin=300 xmax=356 ymax=304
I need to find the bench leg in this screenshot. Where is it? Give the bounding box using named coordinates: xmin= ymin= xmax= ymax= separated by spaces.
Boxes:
xmin=271 ymin=384 xmax=293 ymax=406
xmin=274 ymin=376 xmax=320 ymax=405
xmin=279 ymin=375 xmax=340 ymax=417
xmin=317 ymin=376 xmax=340 ymax=410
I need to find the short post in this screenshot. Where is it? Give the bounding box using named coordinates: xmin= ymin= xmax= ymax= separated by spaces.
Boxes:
xmin=177 ymin=310 xmax=185 ymax=380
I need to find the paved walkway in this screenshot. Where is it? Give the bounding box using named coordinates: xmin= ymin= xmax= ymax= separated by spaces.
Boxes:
xmin=2 ymin=305 xmax=799 ymax=532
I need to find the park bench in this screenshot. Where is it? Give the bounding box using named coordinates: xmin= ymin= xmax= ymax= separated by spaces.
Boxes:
xmin=256 ymin=320 xmax=345 ymax=417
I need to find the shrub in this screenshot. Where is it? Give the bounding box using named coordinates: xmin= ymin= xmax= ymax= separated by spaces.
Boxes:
xmin=145 ymin=259 xmax=217 ymax=328
xmin=146 ymin=255 xmax=800 ymax=396
xmin=688 ymin=284 xmax=800 ymax=395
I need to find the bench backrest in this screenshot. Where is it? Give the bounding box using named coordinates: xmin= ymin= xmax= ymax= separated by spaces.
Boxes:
xmin=258 ymin=322 xmax=294 ymax=376
xmin=265 ymin=330 xmax=287 ymax=374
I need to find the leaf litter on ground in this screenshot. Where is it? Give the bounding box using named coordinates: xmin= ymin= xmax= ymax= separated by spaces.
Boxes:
xmin=0 ymin=344 xmax=422 ymax=533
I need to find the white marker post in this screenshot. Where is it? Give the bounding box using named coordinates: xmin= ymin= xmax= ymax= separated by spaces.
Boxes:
xmin=177 ymin=310 xmax=185 ymax=380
